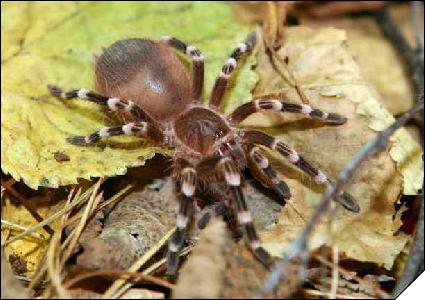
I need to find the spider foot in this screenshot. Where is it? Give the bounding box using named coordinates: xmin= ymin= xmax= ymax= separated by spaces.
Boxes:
xmin=275 ymin=181 xmax=291 ymax=202
xmin=310 ymin=109 xmax=347 ymax=125
xmin=66 ymin=136 xmax=95 ymax=146
xmin=165 ymin=251 xmax=179 ymax=278
xmin=47 ymin=84 xmax=64 ymax=98
xmin=253 ymin=246 xmax=274 ymax=270
xmin=335 ymin=191 xmax=360 ymax=212
xmin=324 ymin=112 xmax=347 ymax=125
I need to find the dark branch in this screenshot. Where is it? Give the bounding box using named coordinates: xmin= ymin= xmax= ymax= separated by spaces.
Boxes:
xmin=260 ymin=97 xmax=424 ymax=296
xmin=374 ymin=4 xmax=424 ymax=100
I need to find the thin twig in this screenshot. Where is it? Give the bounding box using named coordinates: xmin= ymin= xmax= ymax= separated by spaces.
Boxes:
xmin=102 ymin=227 xmax=176 ymax=299
xmin=62 ymin=184 xmax=132 ymax=228
xmin=374 ymin=3 xmax=424 ymax=296
xmin=27 ymin=187 xmax=77 ymax=291
xmin=2 ymin=184 xmax=96 ymax=247
xmin=46 ymin=229 xmax=70 ymax=298
xmin=374 ymin=5 xmax=424 ymax=100
xmin=59 ymin=180 xmax=103 ymax=270
xmin=260 ymin=97 xmax=424 ymax=296
xmin=111 ymin=245 xmax=194 ymax=299
xmin=329 ymin=246 xmax=339 ymax=299
xmin=1 ymin=219 xmax=45 ymax=240
xmin=1 ymin=179 xmax=54 ymax=235
xmin=64 ymin=270 xmax=174 ymax=290
xmin=314 ymin=254 xmax=390 ymax=299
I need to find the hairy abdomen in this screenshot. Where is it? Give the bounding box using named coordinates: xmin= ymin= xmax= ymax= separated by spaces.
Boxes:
xmin=94 ymin=38 xmax=192 ymax=121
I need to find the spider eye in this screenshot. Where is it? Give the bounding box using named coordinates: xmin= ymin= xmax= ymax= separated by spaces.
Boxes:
xmin=215 ymin=130 xmax=224 ymax=138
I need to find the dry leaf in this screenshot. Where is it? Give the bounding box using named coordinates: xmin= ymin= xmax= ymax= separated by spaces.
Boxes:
xmin=243 ymin=26 xmax=423 ymax=270
xmin=296 ymin=3 xmax=423 ymax=115
xmin=76 ymin=179 xmax=177 ymax=271
xmin=174 ymin=218 xmax=301 ymax=299
xmin=173 ymin=218 xmax=227 ymax=299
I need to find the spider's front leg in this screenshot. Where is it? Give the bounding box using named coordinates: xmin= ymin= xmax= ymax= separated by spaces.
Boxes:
xmin=166 ymin=159 xmax=197 ymax=276
xmin=47 ymin=85 xmax=156 ymax=124
xmin=160 ymin=36 xmax=204 ymax=101
xmin=209 ymin=32 xmax=257 ymax=108
xmin=227 ymin=95 xmax=347 ymax=125
xmin=241 ymin=130 xmax=360 ymax=212
xmin=65 ymin=122 xmax=164 ymax=146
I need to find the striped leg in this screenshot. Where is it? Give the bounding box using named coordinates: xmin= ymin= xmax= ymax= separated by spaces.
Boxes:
xmin=196 ymin=183 xmax=242 ymax=238
xmin=247 ymin=145 xmax=291 ymax=204
xmin=209 ymin=32 xmax=257 ymax=108
xmin=241 ymin=130 xmax=360 ymax=212
xmin=66 ymin=122 xmax=163 ymax=146
xmin=166 ymin=164 xmax=197 ymax=276
xmin=228 ymin=98 xmax=347 ymax=125
xmin=47 ymin=85 xmax=156 ymax=124
xmin=161 ymin=36 xmax=204 ymax=100
xmin=218 ymin=156 xmax=273 ymax=268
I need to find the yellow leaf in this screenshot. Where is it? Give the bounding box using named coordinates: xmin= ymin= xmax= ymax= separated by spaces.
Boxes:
xmin=1 ymin=2 xmax=256 ymax=189
xmin=1 ymin=194 xmax=57 ymax=276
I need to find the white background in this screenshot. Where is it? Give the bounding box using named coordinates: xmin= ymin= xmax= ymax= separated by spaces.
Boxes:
xmin=398 ymin=272 xmax=425 ymax=299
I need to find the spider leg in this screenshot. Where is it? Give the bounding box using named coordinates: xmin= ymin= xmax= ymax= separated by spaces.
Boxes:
xmin=166 ymin=160 xmax=197 ymax=276
xmin=66 ymin=122 xmax=163 ymax=146
xmin=241 ymin=130 xmax=360 ymax=212
xmin=47 ymin=84 xmax=156 ymax=124
xmin=209 ymin=32 xmax=257 ymax=108
xmin=160 ymin=36 xmax=204 ymax=101
xmin=217 ymin=156 xmax=273 ymax=268
xmin=196 ymin=182 xmax=241 ymax=238
xmin=246 ymin=145 xmax=291 ymax=205
xmin=228 ymin=97 xmax=347 ymax=125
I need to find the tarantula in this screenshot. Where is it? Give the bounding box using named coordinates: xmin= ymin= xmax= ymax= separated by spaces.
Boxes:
xmin=48 ymin=32 xmax=359 ymax=276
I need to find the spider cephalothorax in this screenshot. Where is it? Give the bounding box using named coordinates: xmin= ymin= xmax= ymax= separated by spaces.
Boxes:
xmin=48 ymin=32 xmax=359 ymax=276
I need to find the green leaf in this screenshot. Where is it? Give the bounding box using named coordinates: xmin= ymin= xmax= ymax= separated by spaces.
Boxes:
xmin=1 ymin=2 xmax=256 ymax=189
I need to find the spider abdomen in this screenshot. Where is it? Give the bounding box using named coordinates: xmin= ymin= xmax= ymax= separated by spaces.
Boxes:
xmin=94 ymin=38 xmax=192 ymax=121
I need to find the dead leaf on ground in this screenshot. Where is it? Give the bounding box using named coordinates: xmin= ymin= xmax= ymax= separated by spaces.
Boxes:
xmin=174 ymin=218 xmax=302 ymax=299
xmin=298 ymin=3 xmax=423 ymax=115
xmin=243 ymin=26 xmax=423 ymax=270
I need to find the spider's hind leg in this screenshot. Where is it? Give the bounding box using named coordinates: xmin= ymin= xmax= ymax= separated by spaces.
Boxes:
xmin=160 ymin=36 xmax=204 ymax=101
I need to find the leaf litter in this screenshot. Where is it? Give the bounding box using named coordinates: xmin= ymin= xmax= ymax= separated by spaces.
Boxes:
xmin=237 ymin=26 xmax=422 ymax=271
xmin=1 ymin=2 xmax=423 ymax=299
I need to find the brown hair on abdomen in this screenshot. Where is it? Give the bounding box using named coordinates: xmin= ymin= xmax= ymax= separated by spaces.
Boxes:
xmin=94 ymin=38 xmax=192 ymax=122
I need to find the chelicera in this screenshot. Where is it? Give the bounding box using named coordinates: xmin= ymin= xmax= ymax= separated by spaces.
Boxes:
xmin=48 ymin=32 xmax=359 ymax=276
